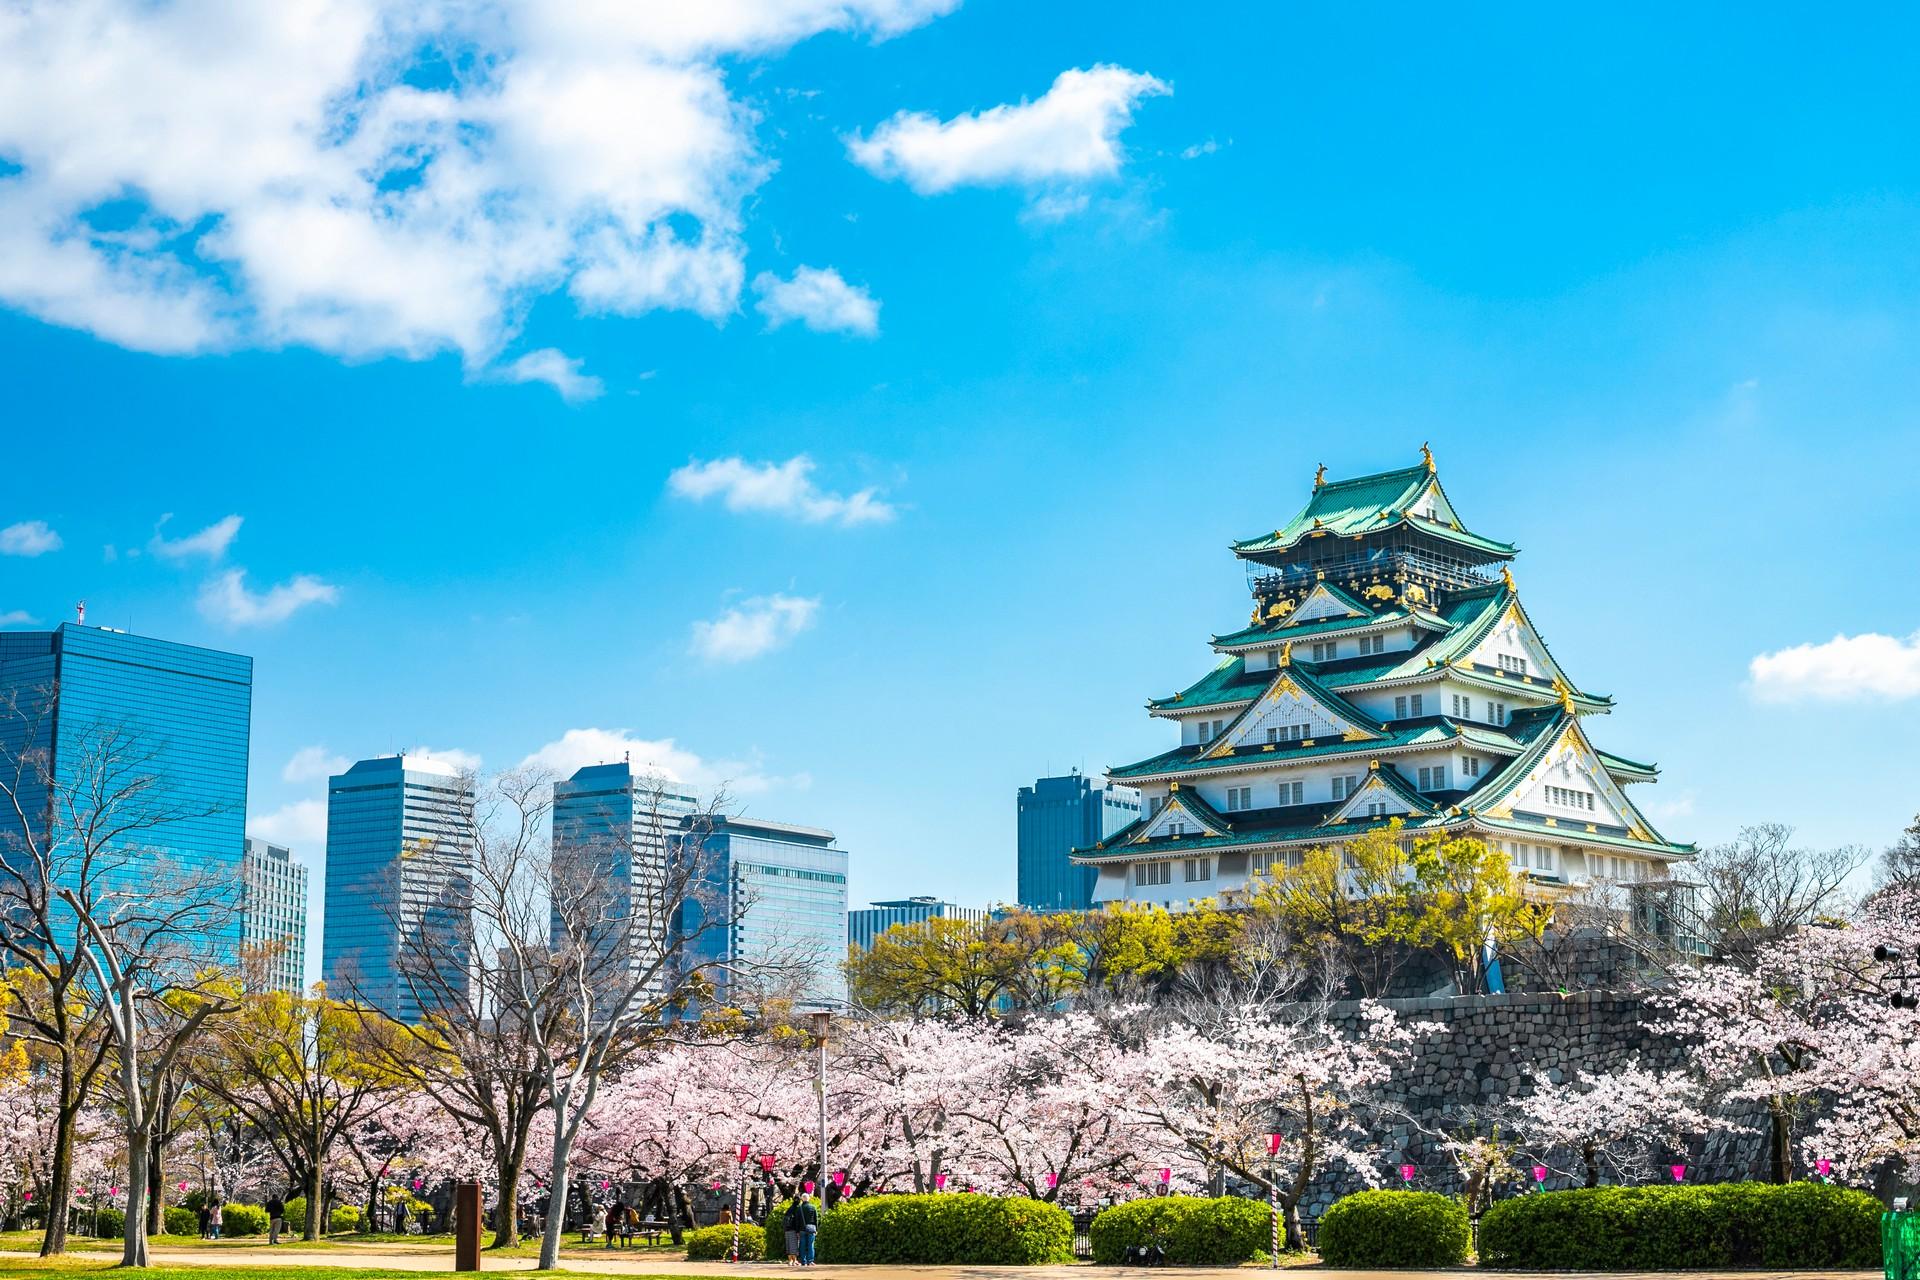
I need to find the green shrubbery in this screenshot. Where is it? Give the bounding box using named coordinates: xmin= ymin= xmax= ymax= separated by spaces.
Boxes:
xmin=1316 ymin=1190 xmax=1470 ymax=1268
xmin=91 ymin=1207 xmax=125 ymax=1239
xmin=686 ymin=1222 xmax=764 ymax=1260
xmin=765 ymin=1199 xmax=797 ymax=1261
xmin=1089 ymin=1195 xmax=1272 ymax=1265
xmin=163 ymin=1206 xmax=198 ymax=1236
xmin=1478 ymin=1183 xmax=1882 ymax=1270
xmin=220 ymin=1203 xmax=269 ymax=1237
xmin=816 ymin=1194 xmax=1073 ymax=1265
xmin=331 ymin=1205 xmax=366 ymax=1234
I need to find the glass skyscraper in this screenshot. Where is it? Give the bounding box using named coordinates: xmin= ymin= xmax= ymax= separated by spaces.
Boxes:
xmin=321 ymin=755 xmax=474 ymax=1021
xmin=550 ymin=762 xmax=697 ymax=999
xmin=242 ymin=837 xmax=309 ymax=993
xmin=675 ymin=816 xmax=848 ymax=1009
xmin=1016 ymin=772 xmax=1139 ymax=912
xmin=848 ymin=897 xmax=989 ymax=952
xmin=0 ymin=623 xmax=252 ymax=962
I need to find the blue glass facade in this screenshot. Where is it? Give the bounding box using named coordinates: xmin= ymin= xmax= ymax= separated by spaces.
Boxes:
xmin=675 ymin=817 xmax=848 ymax=1008
xmin=1016 ymin=773 xmax=1139 ymax=912
xmin=848 ymin=897 xmax=989 ymax=951
xmin=321 ymin=755 xmax=473 ymax=1021
xmin=0 ymin=624 xmax=251 ymax=962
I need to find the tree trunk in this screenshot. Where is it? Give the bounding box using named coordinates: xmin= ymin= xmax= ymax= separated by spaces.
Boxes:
xmin=306 ymin=1163 xmax=324 ymax=1241
xmin=1768 ymin=1097 xmax=1792 ymax=1184
xmin=492 ymin=1147 xmax=523 ymax=1248
xmin=1281 ymin=1196 xmax=1305 ymax=1252
xmin=39 ymin=1081 xmax=77 ymax=1257
xmin=538 ymin=1114 xmax=576 ymax=1271
xmin=1583 ymin=1142 xmax=1599 ymax=1189
xmin=146 ymin=1138 xmax=165 ymax=1236
xmin=121 ymin=1126 xmax=151 ymax=1268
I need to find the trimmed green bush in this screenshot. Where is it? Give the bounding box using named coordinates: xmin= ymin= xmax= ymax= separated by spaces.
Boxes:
xmin=284 ymin=1197 xmax=308 ymax=1233
xmin=164 ymin=1206 xmax=197 ymax=1236
xmin=686 ymin=1222 xmax=764 ymax=1260
xmin=1478 ymin=1183 xmax=1882 ymax=1270
xmin=1089 ymin=1195 xmax=1273 ymax=1265
xmin=221 ymin=1203 xmax=270 ymax=1237
xmin=815 ymin=1194 xmax=1073 ymax=1265
xmin=330 ymin=1205 xmax=365 ymax=1234
xmin=1316 ymin=1190 xmax=1470 ymax=1268
xmin=91 ymin=1207 xmax=125 ymax=1239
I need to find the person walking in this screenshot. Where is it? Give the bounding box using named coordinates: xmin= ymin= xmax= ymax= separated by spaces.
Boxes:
xmin=394 ymin=1200 xmax=409 ymax=1236
xmin=782 ymin=1198 xmax=804 ymax=1267
xmin=265 ymin=1194 xmax=285 ymax=1245
xmin=208 ymin=1199 xmax=224 ymax=1240
xmin=195 ymin=1200 xmax=210 ymax=1239
xmin=794 ymin=1192 xmax=819 ymax=1268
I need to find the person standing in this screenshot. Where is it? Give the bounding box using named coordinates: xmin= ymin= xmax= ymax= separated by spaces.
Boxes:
xmin=265 ymin=1193 xmax=285 ymax=1245
xmin=604 ymin=1200 xmax=620 ymax=1249
xmin=794 ymin=1193 xmax=819 ymax=1268
xmin=782 ymin=1199 xmax=804 ymax=1267
xmin=208 ymin=1199 xmax=224 ymax=1240
xmin=195 ymin=1200 xmax=210 ymax=1239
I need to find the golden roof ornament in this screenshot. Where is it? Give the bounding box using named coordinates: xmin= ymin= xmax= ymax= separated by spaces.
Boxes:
xmin=1552 ymin=675 xmax=1575 ymax=714
xmin=1278 ymin=641 xmax=1293 ymax=668
xmin=1420 ymin=441 xmax=1435 ymax=472
xmin=1313 ymin=462 xmax=1328 ymax=488
xmin=1500 ymin=565 xmax=1515 ymax=591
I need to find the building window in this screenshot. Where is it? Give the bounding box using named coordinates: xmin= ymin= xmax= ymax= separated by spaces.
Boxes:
xmin=1489 ymin=701 xmax=1509 ymax=726
xmin=1535 ymin=845 xmax=1555 ymax=872
xmin=1417 ymin=764 xmax=1449 ymax=791
xmin=1394 ymin=696 xmax=1407 ymax=718
xmin=1452 ymin=693 xmax=1473 ymax=719
xmin=1148 ymin=795 xmax=1166 ymax=816
xmin=1225 ymin=786 xmax=1253 ymax=812
xmin=1359 ymin=634 xmax=1385 ymax=656
xmin=1498 ymin=653 xmax=1528 ymax=675
xmin=1134 ymin=861 xmax=1171 ymax=888
xmin=1196 ymin=721 xmax=1212 ymax=743
xmin=1267 ymin=727 xmax=1278 ymax=743
xmin=1365 ymin=801 xmax=1388 ymax=818
xmin=1545 ymin=785 xmax=1595 ymax=811
xmin=1276 ymin=722 xmax=1310 ymax=742
xmin=1410 ymin=693 xmax=1424 ymax=716
xmin=1183 ymin=858 xmax=1211 ymax=883
xmin=1331 ymin=774 xmax=1360 ymax=801
xmin=1311 ymin=641 xmax=1338 ymax=662
xmin=1277 ymin=781 xmax=1304 ymax=806
xmin=1463 ymin=755 xmax=1481 ymax=778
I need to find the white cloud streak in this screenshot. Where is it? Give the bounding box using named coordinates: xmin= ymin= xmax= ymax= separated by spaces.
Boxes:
xmin=669 ymin=455 xmax=894 ymax=525
xmin=198 ymin=568 xmax=339 ymax=626
xmin=690 ymin=593 xmax=819 ymax=662
xmin=1750 ymin=630 xmax=1920 ymax=701
xmin=249 ymin=798 xmax=327 ymax=850
xmin=0 ymin=0 xmax=958 ymax=368
xmin=753 ymin=266 xmax=880 ymax=336
xmin=519 ymin=726 xmax=800 ymax=795
xmin=283 ymin=745 xmax=349 ymax=783
xmin=0 ymin=610 xmax=35 ymax=627
xmin=848 ymin=65 xmax=1169 ymax=195
xmin=495 ymin=348 xmax=604 ymax=402
xmin=150 ymin=513 xmax=243 ymax=561
xmin=0 ymin=520 xmax=62 ymax=556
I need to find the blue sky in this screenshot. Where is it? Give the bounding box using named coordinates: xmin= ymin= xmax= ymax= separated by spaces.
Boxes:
xmin=4 ymin=2 xmax=1920 ymax=967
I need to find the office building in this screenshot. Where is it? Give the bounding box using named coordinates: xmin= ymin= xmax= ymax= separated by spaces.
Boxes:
xmin=242 ymin=837 xmax=309 ymax=993
xmin=0 ymin=623 xmax=251 ymax=963
xmin=848 ymin=897 xmax=990 ymax=952
xmin=550 ymin=761 xmax=697 ymax=997
xmin=675 ymin=816 xmax=848 ymax=1009
xmin=322 ymin=755 xmax=474 ymax=1021
xmin=1016 ymin=773 xmax=1139 ymax=912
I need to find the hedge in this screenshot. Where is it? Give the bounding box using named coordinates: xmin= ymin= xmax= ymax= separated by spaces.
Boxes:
xmin=163 ymin=1206 xmax=197 ymax=1236
xmin=1478 ymin=1183 xmax=1882 ymax=1270
xmin=221 ymin=1203 xmax=270 ymax=1237
xmin=331 ymin=1205 xmax=366 ymax=1234
xmin=1089 ymin=1196 xmax=1273 ymax=1265
xmin=816 ymin=1194 xmax=1074 ymax=1265
xmin=91 ymin=1207 xmax=125 ymax=1239
xmin=1316 ymin=1190 xmax=1470 ymax=1268
xmin=686 ymin=1222 xmax=765 ymax=1260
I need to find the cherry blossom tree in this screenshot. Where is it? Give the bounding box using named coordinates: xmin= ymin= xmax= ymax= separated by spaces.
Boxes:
xmin=1507 ymin=1066 xmax=1711 ymax=1187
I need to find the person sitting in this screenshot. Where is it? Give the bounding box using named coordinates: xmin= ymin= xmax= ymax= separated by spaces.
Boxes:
xmin=604 ymin=1201 xmax=621 ymax=1249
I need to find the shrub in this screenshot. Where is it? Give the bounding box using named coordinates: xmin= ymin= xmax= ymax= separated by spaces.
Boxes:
xmin=221 ymin=1203 xmax=270 ymax=1237
xmin=164 ymin=1206 xmax=198 ymax=1236
xmin=687 ymin=1223 xmax=764 ymax=1260
xmin=284 ymin=1197 xmax=308 ymax=1234
xmin=92 ymin=1207 xmax=125 ymax=1239
xmin=816 ymin=1194 xmax=1073 ymax=1265
xmin=1089 ymin=1196 xmax=1273 ymax=1265
xmin=330 ymin=1205 xmax=366 ymax=1234
xmin=1478 ymin=1183 xmax=1882 ymax=1270
xmin=1316 ymin=1190 xmax=1470 ymax=1268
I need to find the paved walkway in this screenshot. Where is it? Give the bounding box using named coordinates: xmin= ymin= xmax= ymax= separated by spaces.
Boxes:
xmin=0 ymin=1247 xmax=1885 ymax=1280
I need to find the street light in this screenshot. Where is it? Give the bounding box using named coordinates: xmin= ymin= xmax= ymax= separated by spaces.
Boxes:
xmin=731 ymin=1144 xmax=750 ymax=1263
xmin=1266 ymin=1133 xmax=1284 ymax=1268
xmin=810 ymin=1009 xmax=832 ymax=1201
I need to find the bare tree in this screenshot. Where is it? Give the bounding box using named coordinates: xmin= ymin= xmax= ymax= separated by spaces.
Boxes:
xmin=1877 ymin=813 xmax=1920 ymax=890
xmin=1686 ymin=824 xmax=1866 ymax=962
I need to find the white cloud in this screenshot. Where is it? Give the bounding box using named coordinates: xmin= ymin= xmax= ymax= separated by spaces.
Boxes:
xmin=848 ymin=65 xmax=1169 ymax=195
xmin=249 ymin=798 xmax=327 ymax=851
xmin=0 ymin=0 xmax=959 ymax=368
xmin=198 ymin=568 xmax=340 ymax=626
xmin=519 ymin=726 xmax=800 ymax=795
xmin=150 ymin=513 xmax=242 ymax=561
xmin=495 ymin=348 xmax=604 ymax=403
xmin=0 ymin=520 xmax=62 ymax=556
xmin=690 ymin=593 xmax=819 ymax=662
xmin=669 ymin=456 xmax=894 ymax=525
xmin=753 ymin=266 xmax=880 ymax=336
xmin=1647 ymin=789 xmax=1696 ymax=821
xmin=0 ymin=610 xmax=35 ymax=627
xmin=283 ymin=745 xmax=349 ymax=783
xmin=1750 ymin=630 xmax=1920 ymax=701
xmin=404 ymin=745 xmax=483 ymax=774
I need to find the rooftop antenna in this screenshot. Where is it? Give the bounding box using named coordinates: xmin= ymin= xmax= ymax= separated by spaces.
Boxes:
xmin=75 ymin=600 xmax=85 ymax=625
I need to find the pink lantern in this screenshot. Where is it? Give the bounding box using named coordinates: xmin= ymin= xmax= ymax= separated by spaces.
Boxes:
xmin=178 ymin=1181 xmax=188 ymax=1193
xmin=1268 ymin=1133 xmax=1284 ymax=1155
xmin=709 ymin=1181 xmax=721 ymax=1192
xmin=23 ymin=1192 xmax=31 ymax=1203
xmin=1532 ymin=1165 xmax=1547 ymax=1183
xmin=1816 ymin=1158 xmax=1833 ymax=1177
xmin=412 ymin=1179 xmax=422 ymax=1191
xmin=934 ymin=1174 xmax=947 ymax=1191
xmin=1158 ymin=1168 xmax=1171 ymax=1185
xmin=759 ymin=1155 xmax=776 ymax=1173
xmin=1399 ymin=1164 xmax=1416 ymax=1182
xmin=109 ymin=1186 xmax=119 ymax=1197
xmin=1044 ymin=1172 xmax=1058 ymax=1189
xmin=831 ymin=1171 xmax=847 ymax=1187
xmin=803 ymin=1181 xmax=815 ymax=1194
xmin=738 ymin=1144 xmax=751 ymax=1163
xmin=1670 ymin=1164 xmax=1686 ymax=1182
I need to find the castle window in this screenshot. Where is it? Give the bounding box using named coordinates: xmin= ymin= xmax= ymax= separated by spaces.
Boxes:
xmin=1498 ymin=653 xmax=1528 ymax=675
xmin=1148 ymin=796 xmax=1166 ymax=816
xmin=1417 ymin=764 xmax=1449 ymax=791
xmin=1311 ymin=641 xmax=1338 ymax=661
xmin=1134 ymin=861 xmax=1171 ymax=888
xmin=1489 ymin=701 xmax=1509 ymax=726
xmin=1452 ymin=693 xmax=1473 ymax=719
xmin=1183 ymin=858 xmax=1211 ymax=883
xmin=1277 ymin=722 xmax=1310 ymax=742
xmin=1359 ymin=634 xmax=1385 ymax=656
xmin=1463 ymin=756 xmax=1482 ymax=778
xmin=1278 ymin=781 xmax=1304 ymax=806
xmin=1364 ymin=802 xmax=1388 ymax=818
xmin=1394 ymin=696 xmax=1407 ymax=718
xmin=1226 ymin=786 xmax=1252 ymax=811
xmin=1331 ymin=774 xmax=1360 ymax=801
xmin=1410 ymin=693 xmax=1424 ymax=716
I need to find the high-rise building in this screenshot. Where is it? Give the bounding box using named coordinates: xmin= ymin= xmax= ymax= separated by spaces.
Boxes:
xmin=550 ymin=761 xmax=697 ymax=997
xmin=674 ymin=816 xmax=849 ymax=1009
xmin=1073 ymin=449 xmax=1694 ymax=911
xmin=0 ymin=623 xmax=252 ymax=963
xmin=322 ymin=755 xmax=474 ymax=1021
xmin=848 ymin=897 xmax=991 ymax=952
xmin=1016 ymin=773 xmax=1139 ymax=912
xmin=242 ymin=837 xmax=309 ymax=993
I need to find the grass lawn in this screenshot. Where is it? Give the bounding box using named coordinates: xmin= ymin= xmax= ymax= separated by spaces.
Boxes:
xmin=0 ymin=1267 xmax=655 ymax=1280
xmin=0 ymin=1228 xmax=691 ymax=1263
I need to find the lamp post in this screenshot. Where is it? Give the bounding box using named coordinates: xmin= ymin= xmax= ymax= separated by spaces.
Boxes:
xmin=1266 ymin=1133 xmax=1283 ymax=1268
xmin=810 ymin=1009 xmax=831 ymax=1198
xmin=732 ymin=1145 xmax=749 ymax=1263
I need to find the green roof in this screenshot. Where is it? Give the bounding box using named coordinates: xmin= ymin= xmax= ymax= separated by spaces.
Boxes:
xmin=1230 ymin=462 xmax=1515 ymax=561
xmin=1148 ymin=656 xmax=1265 ymax=713
xmin=1210 ymin=603 xmax=1428 ymax=650
xmin=1108 ymin=719 xmax=1507 ymax=781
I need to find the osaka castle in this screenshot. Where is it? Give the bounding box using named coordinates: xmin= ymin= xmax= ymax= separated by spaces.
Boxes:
xmin=1073 ymin=448 xmax=1694 ymax=908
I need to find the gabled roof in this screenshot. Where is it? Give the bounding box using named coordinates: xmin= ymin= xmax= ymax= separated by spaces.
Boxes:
xmin=1194 ymin=659 xmax=1387 ymax=761
xmin=1230 ymin=459 xmax=1516 ymax=562
xmin=1107 ymin=718 xmax=1518 ymax=783
xmin=1324 ymin=761 xmax=1439 ymax=823
xmin=1148 ymin=656 xmax=1267 ymax=715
